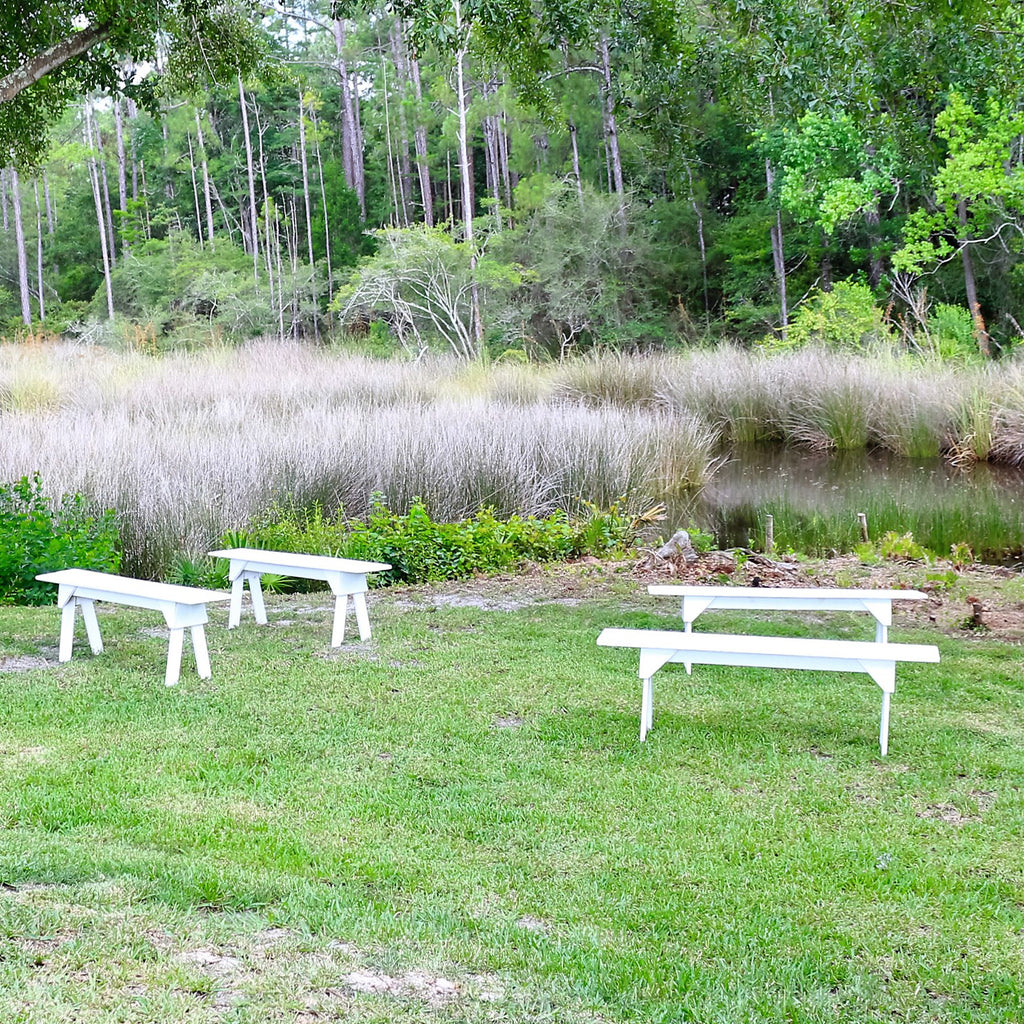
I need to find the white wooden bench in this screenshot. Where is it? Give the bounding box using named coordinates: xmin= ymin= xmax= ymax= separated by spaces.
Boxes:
xmin=35 ymin=569 xmax=231 ymax=687
xmin=596 ymin=628 xmax=940 ymax=754
xmin=647 ymin=585 xmax=927 ymax=643
xmin=208 ymin=548 xmax=391 ymax=646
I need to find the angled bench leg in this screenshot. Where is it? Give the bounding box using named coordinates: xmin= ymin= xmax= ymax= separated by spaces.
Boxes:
xmin=879 ymin=690 xmax=891 ymax=757
xmin=352 ymin=592 xmax=371 ymax=641
xmin=163 ymin=604 xmax=212 ymax=686
xmin=247 ymin=573 xmax=267 ymax=624
xmin=860 ymin=660 xmax=896 ymax=756
xmin=166 ymin=628 xmax=185 ymax=687
xmin=331 ymin=594 xmax=350 ymax=647
xmin=191 ymin=625 xmax=211 ymax=679
xmin=228 ymin=575 xmax=245 ymax=628
xmin=58 ymin=601 xmax=77 ymax=662
xmin=228 ymin=570 xmax=266 ymax=627
xmin=640 ymin=677 xmax=654 ymax=741
xmin=79 ymin=599 xmax=103 ymax=654
xmin=56 ymin=591 xmax=104 ymax=662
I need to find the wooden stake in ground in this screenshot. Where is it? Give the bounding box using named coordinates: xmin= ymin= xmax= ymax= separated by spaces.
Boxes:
xmin=858 ymin=512 xmax=869 ymax=543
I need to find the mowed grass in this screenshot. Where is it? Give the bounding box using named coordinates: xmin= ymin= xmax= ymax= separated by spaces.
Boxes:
xmin=0 ymin=578 xmax=1022 ymax=1022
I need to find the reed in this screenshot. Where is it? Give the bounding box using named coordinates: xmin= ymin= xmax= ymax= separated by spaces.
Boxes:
xmin=0 ymin=343 xmax=722 ymax=577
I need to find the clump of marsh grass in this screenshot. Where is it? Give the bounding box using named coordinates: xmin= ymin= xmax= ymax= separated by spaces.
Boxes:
xmin=868 ymin=361 xmax=956 ymax=458
xmin=552 ymin=350 xmax=677 ymax=408
xmin=655 ymin=347 xmax=793 ymax=444
xmin=777 ymin=353 xmax=877 ymax=451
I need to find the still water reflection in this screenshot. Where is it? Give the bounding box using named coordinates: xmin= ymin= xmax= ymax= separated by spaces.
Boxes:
xmin=681 ymin=445 xmax=1024 ymax=560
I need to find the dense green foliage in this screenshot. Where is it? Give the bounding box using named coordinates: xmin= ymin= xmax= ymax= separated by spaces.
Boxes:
xmin=5 ymin=1 xmax=1024 ymax=354
xmin=222 ymin=499 xmax=643 ymax=587
xmin=0 ymin=473 xmax=120 ymax=605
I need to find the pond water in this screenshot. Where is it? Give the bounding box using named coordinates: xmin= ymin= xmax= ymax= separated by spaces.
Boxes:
xmin=682 ymin=445 xmax=1024 ymax=563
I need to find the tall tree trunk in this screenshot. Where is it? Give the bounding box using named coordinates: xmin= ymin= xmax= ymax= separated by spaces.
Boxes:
xmin=113 ymin=98 xmax=129 ymax=255
xmin=297 ymin=91 xmax=319 ymax=341
xmin=33 ymin=179 xmax=45 ymax=321
xmin=481 ymin=80 xmax=502 ymax=229
xmin=255 ymin=104 xmax=276 ymax=321
xmin=409 ymin=51 xmax=434 ymax=227
xmin=685 ymin=163 xmax=710 ymax=325
xmin=42 ymin=169 xmax=54 ymax=233
xmin=128 ymin=99 xmax=139 ymax=203
xmin=84 ymin=104 xmax=114 ymax=320
xmin=10 ymin=168 xmax=32 ymax=325
xmin=378 ymin=29 xmax=404 ymax=227
xmin=238 ymin=76 xmax=261 ymax=286
xmin=195 ymin=108 xmax=216 ymax=251
xmin=138 ymin=159 xmax=152 ymax=239
xmin=568 ymin=119 xmax=584 ymax=207
xmin=93 ymin=119 xmax=117 ymax=265
xmin=211 ymin=181 xmax=238 ymax=244
xmin=310 ymin=104 xmax=333 ymax=301
xmin=389 ymin=20 xmax=415 ymax=224
xmin=1 ymin=168 xmax=8 ymax=231
xmin=333 ymin=18 xmax=366 ymax=218
xmin=958 ymin=200 xmax=991 ymax=357
xmin=445 ymin=149 xmax=454 ymax=227
xmin=453 ymin=0 xmax=483 ymax=355
xmin=598 ymin=35 xmax=624 ymax=199
xmin=186 ymin=130 xmax=204 ymax=248
xmin=765 ymin=156 xmax=788 ymax=336
xmin=497 ymin=109 xmax=513 ymax=211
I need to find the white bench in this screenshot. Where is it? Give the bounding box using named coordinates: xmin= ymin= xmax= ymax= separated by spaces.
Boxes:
xmin=35 ymin=569 xmax=231 ymax=687
xmin=596 ymin=628 xmax=940 ymax=754
xmin=208 ymin=548 xmax=391 ymax=646
xmin=648 ymin=585 xmax=927 ymax=643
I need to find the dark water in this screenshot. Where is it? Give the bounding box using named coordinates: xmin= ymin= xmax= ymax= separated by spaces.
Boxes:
xmin=678 ymin=446 xmax=1024 ymax=561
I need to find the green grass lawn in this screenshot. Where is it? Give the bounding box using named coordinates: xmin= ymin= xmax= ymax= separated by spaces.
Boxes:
xmin=0 ymin=576 xmax=1022 ymax=1023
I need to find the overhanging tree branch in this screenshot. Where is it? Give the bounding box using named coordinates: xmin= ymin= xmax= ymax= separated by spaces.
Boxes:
xmin=0 ymin=23 xmax=112 ymax=104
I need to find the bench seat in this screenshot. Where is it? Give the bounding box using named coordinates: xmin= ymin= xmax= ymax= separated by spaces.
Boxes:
xmin=36 ymin=569 xmax=231 ymax=686
xmin=597 ymin=627 xmax=940 ymax=754
xmin=647 ymin=585 xmax=927 ymax=642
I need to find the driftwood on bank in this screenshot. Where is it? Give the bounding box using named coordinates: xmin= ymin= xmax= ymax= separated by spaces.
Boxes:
xmin=636 ymin=539 xmax=801 ymax=582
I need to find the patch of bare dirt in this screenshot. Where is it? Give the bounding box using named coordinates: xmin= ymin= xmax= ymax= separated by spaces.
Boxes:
xmin=0 ymin=654 xmax=53 ymax=672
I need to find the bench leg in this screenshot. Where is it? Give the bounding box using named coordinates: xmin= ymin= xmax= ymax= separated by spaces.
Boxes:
xmin=879 ymin=690 xmax=891 ymax=757
xmin=228 ymin=576 xmax=245 ymax=628
xmin=58 ymin=601 xmax=77 ymax=662
xmin=191 ymin=624 xmax=211 ymax=679
xmin=331 ymin=594 xmax=349 ymax=647
xmin=79 ymin=599 xmax=103 ymax=654
xmin=229 ymin=572 xmax=267 ymax=627
xmin=247 ymin=573 xmax=267 ymax=624
xmin=353 ymin=592 xmax=371 ymax=641
xmin=166 ymin=628 xmax=185 ymax=687
xmin=640 ymin=676 xmax=654 ymax=741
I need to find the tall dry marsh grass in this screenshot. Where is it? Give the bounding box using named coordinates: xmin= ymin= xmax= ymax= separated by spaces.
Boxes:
xmin=3 ymin=340 xmax=1023 ymax=576
xmin=0 ymin=342 xmax=718 ymax=576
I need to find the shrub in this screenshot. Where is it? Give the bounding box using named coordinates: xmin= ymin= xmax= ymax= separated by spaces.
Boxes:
xmin=778 ymin=282 xmax=892 ymax=350
xmin=926 ymin=303 xmax=981 ymax=362
xmin=237 ymin=498 xmax=641 ymax=586
xmin=0 ymin=473 xmax=121 ymax=605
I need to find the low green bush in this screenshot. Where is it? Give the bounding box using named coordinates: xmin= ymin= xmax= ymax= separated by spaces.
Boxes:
xmin=222 ymin=498 xmax=641 ymax=588
xmin=0 ymin=473 xmax=121 ymax=605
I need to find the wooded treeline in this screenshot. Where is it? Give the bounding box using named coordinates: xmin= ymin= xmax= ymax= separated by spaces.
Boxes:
xmin=2 ymin=0 xmax=1024 ymax=358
